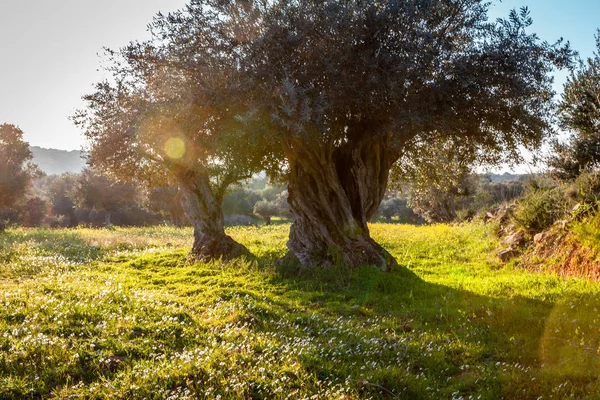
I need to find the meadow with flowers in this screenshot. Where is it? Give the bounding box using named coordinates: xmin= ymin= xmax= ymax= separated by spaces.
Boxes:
xmin=0 ymin=223 xmax=599 ymax=399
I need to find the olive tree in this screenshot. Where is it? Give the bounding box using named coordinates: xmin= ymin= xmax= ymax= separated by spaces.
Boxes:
xmin=0 ymin=124 xmax=40 ymax=230
xmin=253 ymin=190 xmax=292 ymax=225
xmin=74 ymin=4 xmax=269 ymax=259
xmin=47 ymin=173 xmax=79 ymax=227
xmin=377 ymin=197 xmax=406 ymax=223
xmin=74 ymin=169 xmax=137 ymax=228
xmin=111 ymin=0 xmax=570 ymax=269
xmin=240 ymin=2 xmax=570 ymax=269
xmin=394 ymin=138 xmax=476 ymax=223
xmin=549 ymin=31 xmax=600 ymax=181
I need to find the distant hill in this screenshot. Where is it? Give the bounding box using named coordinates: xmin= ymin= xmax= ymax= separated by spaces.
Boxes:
xmin=30 ymin=146 xmax=86 ymax=175
xmin=484 ymin=172 xmax=524 ymax=183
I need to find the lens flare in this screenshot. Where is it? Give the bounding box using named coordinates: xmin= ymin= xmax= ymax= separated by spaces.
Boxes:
xmin=164 ymin=137 xmax=186 ymax=159
xmin=539 ymin=295 xmax=600 ymax=377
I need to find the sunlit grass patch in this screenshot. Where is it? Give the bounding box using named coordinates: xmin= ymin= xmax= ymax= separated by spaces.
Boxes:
xmin=0 ymin=224 xmax=599 ymax=398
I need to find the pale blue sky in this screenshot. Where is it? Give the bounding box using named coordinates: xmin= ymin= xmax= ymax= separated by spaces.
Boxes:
xmin=0 ymin=0 xmax=598 ymax=151
xmin=0 ymin=0 xmax=187 ymax=151
xmin=489 ymin=0 xmax=599 ymax=94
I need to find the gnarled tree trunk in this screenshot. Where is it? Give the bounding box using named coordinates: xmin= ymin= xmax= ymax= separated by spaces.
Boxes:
xmin=283 ymin=137 xmax=398 ymax=270
xmin=177 ymin=170 xmax=248 ymax=261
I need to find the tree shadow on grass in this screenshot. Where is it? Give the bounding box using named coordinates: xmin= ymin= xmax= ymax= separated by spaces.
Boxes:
xmin=1 ymin=228 xmax=597 ymax=399
xmin=267 ymin=261 xmax=600 ymax=399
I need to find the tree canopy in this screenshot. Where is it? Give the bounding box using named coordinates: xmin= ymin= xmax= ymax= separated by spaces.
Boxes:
xmin=0 ymin=124 xmax=40 ymax=227
xmin=240 ymin=1 xmax=570 ymax=268
xmin=549 ymin=31 xmax=600 ymax=181
xmin=74 ymin=4 xmax=271 ymax=259
xmin=77 ymin=0 xmax=572 ymax=268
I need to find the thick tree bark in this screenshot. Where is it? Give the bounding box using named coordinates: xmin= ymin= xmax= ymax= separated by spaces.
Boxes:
xmin=0 ymin=207 xmax=5 ymax=232
xmin=177 ymin=170 xmax=248 ymax=261
xmin=335 ymin=136 xmax=395 ymax=227
xmin=283 ymin=137 xmax=398 ymax=270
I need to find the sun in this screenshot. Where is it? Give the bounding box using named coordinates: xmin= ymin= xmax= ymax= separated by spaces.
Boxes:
xmin=164 ymin=137 xmax=186 ymax=159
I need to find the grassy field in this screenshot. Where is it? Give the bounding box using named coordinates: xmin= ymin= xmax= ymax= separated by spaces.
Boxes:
xmin=0 ymin=223 xmax=599 ymax=399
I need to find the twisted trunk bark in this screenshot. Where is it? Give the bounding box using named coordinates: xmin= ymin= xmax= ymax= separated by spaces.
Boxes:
xmin=177 ymin=170 xmax=248 ymax=261
xmin=336 ymin=136 xmax=395 ymax=226
xmin=283 ymin=137 xmax=398 ymax=270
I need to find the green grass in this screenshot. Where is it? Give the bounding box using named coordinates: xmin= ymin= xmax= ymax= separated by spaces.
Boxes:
xmin=0 ymin=223 xmax=599 ymax=399
xmin=573 ymin=211 xmax=600 ymax=253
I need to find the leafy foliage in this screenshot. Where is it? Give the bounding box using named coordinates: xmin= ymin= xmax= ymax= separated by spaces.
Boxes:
xmin=253 ymin=190 xmax=292 ymax=225
xmin=549 ymin=31 xmax=600 ymax=180
xmin=222 ymin=187 xmax=262 ymax=217
xmin=73 ymin=1 xmax=268 ymax=192
xmin=511 ymin=178 xmax=570 ymax=235
xmin=397 ymin=139 xmax=476 ymax=223
xmin=46 ymin=173 xmax=79 ymax=227
xmin=0 ymin=124 xmax=40 ymax=216
xmin=376 ymin=195 xmax=419 ymax=223
xmin=148 ymin=186 xmax=186 ymax=226
xmin=244 ymin=3 xmax=569 ymax=164
xmin=74 ymin=169 xmax=138 ymax=227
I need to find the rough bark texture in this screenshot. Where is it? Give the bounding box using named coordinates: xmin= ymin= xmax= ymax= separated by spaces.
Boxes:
xmin=336 ymin=136 xmax=395 ymax=227
xmin=178 ymin=170 xmax=248 ymax=261
xmin=284 ymin=137 xmax=398 ymax=270
xmin=0 ymin=207 xmax=6 ymax=232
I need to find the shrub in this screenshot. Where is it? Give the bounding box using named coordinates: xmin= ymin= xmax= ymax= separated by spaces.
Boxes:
xmin=253 ymin=199 xmax=279 ymax=225
xmin=572 ymin=209 xmax=600 ymax=251
xmin=511 ymin=179 xmax=570 ymax=235
xmin=224 ymin=214 xmax=257 ymax=227
xmin=572 ymin=171 xmax=600 ymax=204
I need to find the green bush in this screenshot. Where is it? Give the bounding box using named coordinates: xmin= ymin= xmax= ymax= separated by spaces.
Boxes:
xmin=511 ymin=179 xmax=570 ymax=235
xmin=572 ymin=209 xmax=600 ymax=251
xmin=572 ymin=171 xmax=600 ymax=204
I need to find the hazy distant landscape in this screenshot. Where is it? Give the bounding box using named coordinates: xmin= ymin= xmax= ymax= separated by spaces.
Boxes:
xmin=30 ymin=146 xmax=85 ymax=175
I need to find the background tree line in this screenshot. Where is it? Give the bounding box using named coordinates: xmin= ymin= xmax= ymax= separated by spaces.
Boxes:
xmin=0 ymin=119 xmax=539 ymax=233
xmin=0 ymin=123 xmax=527 ymax=231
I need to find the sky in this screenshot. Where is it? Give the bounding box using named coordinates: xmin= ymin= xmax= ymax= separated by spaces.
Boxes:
xmin=0 ymin=0 xmax=598 ymax=153
xmin=0 ymin=0 xmax=188 ymax=151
